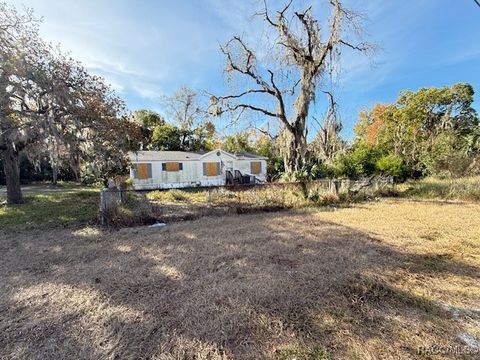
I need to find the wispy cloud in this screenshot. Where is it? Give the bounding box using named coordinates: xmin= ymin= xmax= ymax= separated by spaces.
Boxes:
xmin=5 ymin=0 xmax=479 ymax=134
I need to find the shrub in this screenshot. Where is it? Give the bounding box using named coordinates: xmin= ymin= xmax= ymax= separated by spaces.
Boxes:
xmin=120 ymin=178 xmax=134 ymax=190
xmin=318 ymin=192 xmax=341 ymax=206
xmin=280 ymin=170 xmax=311 ymax=182
xmin=375 ymin=154 xmax=405 ymax=178
xmin=333 ymin=143 xmax=381 ymax=179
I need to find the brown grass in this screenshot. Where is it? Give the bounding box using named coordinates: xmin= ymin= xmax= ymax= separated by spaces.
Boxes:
xmin=1 ymin=199 xmax=479 ymax=359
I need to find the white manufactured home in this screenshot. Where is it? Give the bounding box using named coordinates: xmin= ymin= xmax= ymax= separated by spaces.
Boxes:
xmin=128 ymin=149 xmax=267 ymax=190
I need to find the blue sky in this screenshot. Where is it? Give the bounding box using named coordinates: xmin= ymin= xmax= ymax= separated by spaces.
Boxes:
xmin=7 ymin=0 xmax=480 ymax=139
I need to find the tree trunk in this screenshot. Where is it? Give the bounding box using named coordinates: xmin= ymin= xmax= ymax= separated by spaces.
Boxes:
xmin=2 ymin=145 xmax=23 ymax=204
xmin=284 ymin=123 xmax=307 ymax=173
xmin=52 ymin=164 xmax=58 ymax=185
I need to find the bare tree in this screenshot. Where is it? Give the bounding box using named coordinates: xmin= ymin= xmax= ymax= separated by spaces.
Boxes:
xmin=211 ymin=0 xmax=372 ymax=173
xmin=163 ymin=86 xmax=205 ymax=129
xmin=311 ymin=91 xmax=345 ymax=163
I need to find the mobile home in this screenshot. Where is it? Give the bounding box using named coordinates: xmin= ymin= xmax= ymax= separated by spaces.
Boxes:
xmin=128 ymin=149 xmax=267 ymax=190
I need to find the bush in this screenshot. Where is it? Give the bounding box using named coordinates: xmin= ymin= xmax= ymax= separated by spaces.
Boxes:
xmin=333 ymin=143 xmax=381 ymax=179
xmin=375 ymin=154 xmax=406 ymax=178
xmin=419 ymin=132 xmax=474 ymax=177
xmin=280 ymin=170 xmax=311 ymax=182
xmin=121 ymin=178 xmax=134 ymax=190
xmin=80 ymin=167 xmax=98 ymax=185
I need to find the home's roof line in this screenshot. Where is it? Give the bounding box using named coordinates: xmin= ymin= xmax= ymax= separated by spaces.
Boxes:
xmin=199 ymin=149 xmax=235 ymax=159
xmin=200 ymin=149 xmax=268 ymax=160
xmin=128 ymin=149 xmax=267 ymax=161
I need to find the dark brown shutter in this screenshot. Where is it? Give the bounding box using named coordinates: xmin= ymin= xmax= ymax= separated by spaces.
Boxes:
xmin=137 ymin=163 xmax=148 ymax=179
xmin=203 ymin=162 xmax=220 ymax=176
xmin=165 ymin=162 xmax=180 ymax=171
xmin=251 ymin=161 xmax=261 ymax=175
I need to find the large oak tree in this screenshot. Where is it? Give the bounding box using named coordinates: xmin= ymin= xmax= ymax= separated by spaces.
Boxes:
xmin=0 ymin=3 xmax=140 ymax=203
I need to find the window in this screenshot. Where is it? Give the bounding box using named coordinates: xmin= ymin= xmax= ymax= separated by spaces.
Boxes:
xmin=162 ymin=162 xmax=183 ymax=172
xmin=134 ymin=163 xmax=152 ymax=180
xmin=251 ymin=161 xmax=261 ymax=175
xmin=203 ymin=162 xmax=221 ymax=176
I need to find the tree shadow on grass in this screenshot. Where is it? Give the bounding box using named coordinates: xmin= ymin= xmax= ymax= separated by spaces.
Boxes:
xmin=0 ymin=212 xmax=478 ymax=359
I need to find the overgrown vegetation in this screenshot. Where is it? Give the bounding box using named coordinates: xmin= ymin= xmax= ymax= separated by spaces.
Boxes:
xmin=102 ymin=180 xmax=394 ymax=227
xmin=399 ymin=176 xmax=480 ymax=202
xmin=348 ymin=84 xmax=479 ymax=179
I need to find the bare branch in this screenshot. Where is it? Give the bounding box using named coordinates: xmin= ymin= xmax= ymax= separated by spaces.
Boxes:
xmin=260 ymin=0 xmax=278 ymax=27
xmin=250 ymin=123 xmax=278 ymax=140
xmin=278 ymin=0 xmax=294 ymax=17
xmin=227 ymin=103 xmax=278 ymax=118
xmin=339 ymin=39 xmax=371 ymax=52
xmin=217 ymin=89 xmax=270 ymax=101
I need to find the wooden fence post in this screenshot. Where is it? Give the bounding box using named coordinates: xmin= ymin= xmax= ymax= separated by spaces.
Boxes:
xmin=330 ymin=179 xmax=340 ymax=195
xmin=100 ymin=187 xmax=122 ymax=225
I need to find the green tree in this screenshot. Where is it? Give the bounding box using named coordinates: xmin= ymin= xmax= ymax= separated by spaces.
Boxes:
xmin=148 ymin=121 xmax=217 ymax=152
xmin=132 ymin=110 xmax=165 ymax=148
xmin=0 ymin=3 xmax=141 ymax=202
xmin=353 ymin=83 xmax=479 ymax=178
xmin=253 ymin=134 xmax=284 ymax=180
xmin=221 ymin=132 xmax=254 ymax=154
xmin=333 ymin=143 xmax=381 ymax=179
xmin=375 ymin=154 xmax=405 ymax=178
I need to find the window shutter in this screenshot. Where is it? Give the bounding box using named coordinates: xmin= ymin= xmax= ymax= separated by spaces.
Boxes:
xmin=147 ymin=163 xmax=152 ymax=178
xmin=166 ymin=162 xmax=180 ymax=171
xmin=137 ymin=163 xmax=148 ymax=179
xmin=162 ymin=163 xmax=166 ymax=171
xmin=203 ymin=162 xmax=220 ymax=176
xmin=132 ymin=164 xmax=138 ymax=179
xmin=179 ymin=163 xmax=183 ymax=171
xmin=251 ymin=161 xmax=261 ymax=175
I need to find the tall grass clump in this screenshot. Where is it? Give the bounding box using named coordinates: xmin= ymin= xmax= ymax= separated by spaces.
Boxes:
xmin=400 ymin=176 xmax=480 ymax=201
xmin=146 ymin=189 xmax=206 ymax=203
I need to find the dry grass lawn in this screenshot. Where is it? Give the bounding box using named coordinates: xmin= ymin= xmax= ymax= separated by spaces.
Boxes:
xmin=1 ymin=199 xmax=479 ymax=359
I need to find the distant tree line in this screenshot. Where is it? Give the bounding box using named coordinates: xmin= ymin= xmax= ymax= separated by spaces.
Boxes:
xmin=3 ymin=82 xmax=479 ymax=190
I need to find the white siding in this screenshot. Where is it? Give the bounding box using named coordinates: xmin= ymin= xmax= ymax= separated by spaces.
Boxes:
xmin=129 ymin=150 xmax=267 ymax=190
